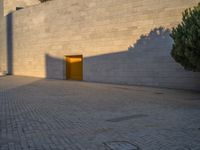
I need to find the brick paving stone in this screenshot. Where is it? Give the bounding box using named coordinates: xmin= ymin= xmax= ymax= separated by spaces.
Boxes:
xmin=0 ymin=76 xmax=200 ymax=150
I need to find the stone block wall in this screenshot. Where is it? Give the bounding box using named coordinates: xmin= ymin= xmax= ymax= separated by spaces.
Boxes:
xmin=0 ymin=0 xmax=6 ymax=73
xmin=0 ymin=0 xmax=200 ymax=90
xmin=3 ymin=0 xmax=40 ymax=16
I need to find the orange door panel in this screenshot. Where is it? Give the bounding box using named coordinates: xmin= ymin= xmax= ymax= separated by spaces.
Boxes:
xmin=66 ymin=55 xmax=83 ymax=80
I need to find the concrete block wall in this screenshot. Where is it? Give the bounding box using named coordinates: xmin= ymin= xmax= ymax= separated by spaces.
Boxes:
xmin=3 ymin=0 xmax=40 ymax=16
xmin=0 ymin=0 xmax=200 ymax=90
xmin=84 ymin=28 xmax=200 ymax=90
xmin=0 ymin=0 xmax=3 ymax=21
xmin=0 ymin=0 xmax=6 ymax=73
xmin=0 ymin=0 xmax=40 ymax=74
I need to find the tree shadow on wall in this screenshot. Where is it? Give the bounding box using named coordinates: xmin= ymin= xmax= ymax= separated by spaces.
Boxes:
xmin=129 ymin=27 xmax=171 ymax=52
xmin=46 ymin=27 xmax=172 ymax=81
xmin=84 ymin=27 xmax=200 ymax=89
xmin=44 ymin=27 xmax=200 ymax=90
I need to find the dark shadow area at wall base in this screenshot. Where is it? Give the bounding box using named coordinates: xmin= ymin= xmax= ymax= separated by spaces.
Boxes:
xmin=6 ymin=13 xmax=13 ymax=75
xmin=83 ymin=27 xmax=200 ymax=91
xmin=45 ymin=54 xmax=65 ymax=80
xmin=45 ymin=54 xmax=83 ymax=81
xmin=44 ymin=27 xmax=200 ymax=91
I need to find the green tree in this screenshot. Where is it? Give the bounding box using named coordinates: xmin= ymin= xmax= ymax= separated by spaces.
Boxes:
xmin=171 ymin=3 xmax=200 ymax=71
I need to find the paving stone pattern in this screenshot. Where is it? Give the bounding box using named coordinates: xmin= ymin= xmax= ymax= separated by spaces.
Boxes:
xmin=0 ymin=76 xmax=200 ymax=150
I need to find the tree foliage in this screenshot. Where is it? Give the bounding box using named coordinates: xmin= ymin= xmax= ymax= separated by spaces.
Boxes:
xmin=171 ymin=3 xmax=200 ymax=71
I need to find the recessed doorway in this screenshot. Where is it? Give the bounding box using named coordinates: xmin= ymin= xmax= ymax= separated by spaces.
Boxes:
xmin=65 ymin=55 xmax=83 ymax=80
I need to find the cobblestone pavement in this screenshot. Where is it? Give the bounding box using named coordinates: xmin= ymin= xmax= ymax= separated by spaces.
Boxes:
xmin=0 ymin=76 xmax=200 ymax=150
